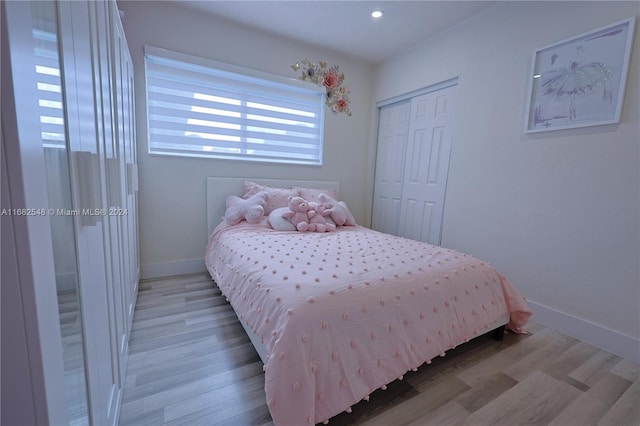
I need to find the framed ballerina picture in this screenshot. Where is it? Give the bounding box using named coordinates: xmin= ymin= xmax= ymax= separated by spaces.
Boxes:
xmin=525 ymin=17 xmax=635 ymax=133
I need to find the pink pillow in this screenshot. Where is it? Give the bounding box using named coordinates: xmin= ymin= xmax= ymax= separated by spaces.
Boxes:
xmin=224 ymin=190 xmax=268 ymax=225
xmin=294 ymin=187 xmax=338 ymax=203
xmin=317 ymin=193 xmax=356 ymax=226
xmin=243 ymin=181 xmax=299 ymax=214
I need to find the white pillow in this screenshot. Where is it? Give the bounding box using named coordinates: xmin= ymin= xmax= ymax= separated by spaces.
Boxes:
xmin=268 ymin=207 xmax=296 ymax=231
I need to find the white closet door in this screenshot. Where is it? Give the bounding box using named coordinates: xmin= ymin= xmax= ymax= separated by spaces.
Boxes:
xmin=111 ymin=1 xmax=138 ymax=334
xmin=90 ymin=1 xmax=130 ymax=415
xmin=371 ymin=100 xmax=411 ymax=235
xmin=105 ymin=0 xmax=128 ymax=367
xmin=59 ymin=1 xmax=122 ymax=424
xmin=110 ymin=2 xmax=137 ymax=386
xmin=399 ymin=85 xmax=456 ymax=244
xmin=2 ymin=3 xmax=70 ymax=423
xmin=5 ymin=1 xmax=134 ymax=424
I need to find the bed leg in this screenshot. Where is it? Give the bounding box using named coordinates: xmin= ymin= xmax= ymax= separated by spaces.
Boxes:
xmin=492 ymin=325 xmax=506 ymax=341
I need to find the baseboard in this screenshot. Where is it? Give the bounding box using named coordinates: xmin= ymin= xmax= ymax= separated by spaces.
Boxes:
xmin=140 ymin=258 xmax=207 ymax=280
xmin=527 ymin=300 xmax=640 ymax=363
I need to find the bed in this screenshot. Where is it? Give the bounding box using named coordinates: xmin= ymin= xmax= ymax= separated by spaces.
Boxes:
xmin=204 ymin=177 xmax=531 ymax=425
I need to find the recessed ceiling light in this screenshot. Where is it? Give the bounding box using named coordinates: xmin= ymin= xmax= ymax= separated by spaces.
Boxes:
xmin=371 ymin=10 xmax=384 ymax=19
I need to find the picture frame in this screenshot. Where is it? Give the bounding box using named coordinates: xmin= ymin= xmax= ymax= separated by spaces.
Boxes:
xmin=524 ymin=17 xmax=635 ymax=133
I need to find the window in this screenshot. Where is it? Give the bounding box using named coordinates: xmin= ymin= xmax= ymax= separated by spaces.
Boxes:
xmin=144 ymin=47 xmax=325 ymax=165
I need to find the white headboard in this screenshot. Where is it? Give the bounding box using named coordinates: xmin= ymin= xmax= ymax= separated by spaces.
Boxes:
xmin=206 ymin=177 xmax=340 ymax=235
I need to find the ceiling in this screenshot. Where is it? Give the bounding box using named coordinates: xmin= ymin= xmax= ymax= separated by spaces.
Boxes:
xmin=175 ymin=1 xmax=499 ymax=64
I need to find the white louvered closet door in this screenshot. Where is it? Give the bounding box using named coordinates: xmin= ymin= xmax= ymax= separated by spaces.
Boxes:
xmin=372 ymin=84 xmax=457 ymax=245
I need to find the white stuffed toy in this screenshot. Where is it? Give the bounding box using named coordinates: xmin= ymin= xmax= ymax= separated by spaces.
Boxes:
xmin=224 ymin=190 xmax=268 ymax=225
xmin=317 ymin=193 xmax=356 ymax=226
xmin=268 ymin=207 xmax=297 ymax=231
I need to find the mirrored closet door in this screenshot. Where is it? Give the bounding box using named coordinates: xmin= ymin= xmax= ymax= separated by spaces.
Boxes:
xmin=3 ymin=1 xmax=139 ymax=424
xmin=32 ymin=1 xmax=90 ymax=423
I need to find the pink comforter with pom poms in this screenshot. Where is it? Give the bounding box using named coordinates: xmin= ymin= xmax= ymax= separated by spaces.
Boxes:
xmin=205 ymin=223 xmax=531 ymax=425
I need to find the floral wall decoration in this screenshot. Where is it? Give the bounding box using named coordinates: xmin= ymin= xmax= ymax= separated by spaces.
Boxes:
xmin=292 ymin=59 xmax=351 ymax=116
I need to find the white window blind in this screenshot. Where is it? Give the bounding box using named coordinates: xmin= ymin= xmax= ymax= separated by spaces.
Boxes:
xmin=144 ymin=46 xmax=325 ymax=165
xmin=33 ymin=24 xmax=65 ymax=149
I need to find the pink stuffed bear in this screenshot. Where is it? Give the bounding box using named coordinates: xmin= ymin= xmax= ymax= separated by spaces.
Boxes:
xmin=281 ymin=196 xmax=310 ymax=232
xmin=317 ymin=193 xmax=356 ymax=226
xmin=307 ymin=201 xmax=336 ymax=233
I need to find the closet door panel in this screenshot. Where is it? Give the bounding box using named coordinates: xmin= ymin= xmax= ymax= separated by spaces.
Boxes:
xmin=92 ymin=2 xmax=128 ymax=379
xmin=400 ymin=198 xmax=436 ymax=242
xmin=58 ymin=1 xmax=122 ymax=424
xmin=125 ymin=61 xmax=139 ymax=327
xmin=57 ymin=7 xmax=108 ymax=425
xmin=110 ymin=1 xmax=138 ymax=334
xmin=126 ymin=60 xmax=139 ymax=312
xmin=125 ymin=30 xmax=139 ymax=321
xmin=371 ymin=100 xmax=410 ymax=235
xmin=398 ymin=86 xmax=456 ymax=245
xmin=2 ymin=3 xmax=70 ymax=423
xmin=89 ymin=4 xmax=128 ymax=419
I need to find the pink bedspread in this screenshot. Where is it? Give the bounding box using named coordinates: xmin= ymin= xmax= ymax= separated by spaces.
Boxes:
xmin=205 ymin=223 xmax=531 ymax=425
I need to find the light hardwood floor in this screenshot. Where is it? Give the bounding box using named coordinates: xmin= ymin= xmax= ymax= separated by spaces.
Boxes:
xmin=119 ymin=273 xmax=640 ymax=426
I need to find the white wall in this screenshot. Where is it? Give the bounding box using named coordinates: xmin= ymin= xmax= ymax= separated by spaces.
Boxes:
xmin=118 ymin=1 xmax=374 ymax=276
xmin=373 ymin=1 xmax=639 ymax=361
